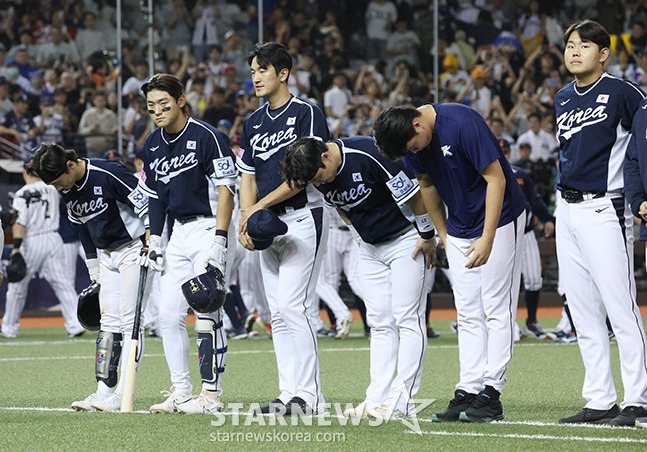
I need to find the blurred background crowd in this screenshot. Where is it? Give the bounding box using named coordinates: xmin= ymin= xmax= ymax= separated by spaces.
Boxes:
xmin=3 ymin=0 xmax=647 ymax=210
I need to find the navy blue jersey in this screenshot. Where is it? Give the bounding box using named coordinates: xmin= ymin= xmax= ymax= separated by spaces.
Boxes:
xmin=624 ymin=97 xmax=647 ymax=240
xmin=405 ymin=103 xmax=525 ymax=239
xmin=555 ymin=73 xmax=645 ymax=193
xmin=139 ymin=117 xmax=237 ymax=235
xmin=316 ymin=136 xmax=419 ymax=244
xmin=237 ymin=96 xmax=329 ymax=211
xmin=58 ymin=198 xmax=79 ymax=243
xmin=61 ymin=158 xmax=148 ymax=251
xmin=511 ymin=165 xmax=555 ymax=233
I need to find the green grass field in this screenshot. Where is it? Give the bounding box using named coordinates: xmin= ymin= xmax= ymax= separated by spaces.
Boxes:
xmin=2 ymin=316 xmax=647 ymax=452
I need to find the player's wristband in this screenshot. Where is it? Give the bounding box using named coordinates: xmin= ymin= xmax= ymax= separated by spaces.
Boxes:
xmin=215 ymin=229 xmax=228 ymax=246
xmin=13 ymin=238 xmax=22 ymax=249
xmin=415 ymin=213 xmax=435 ymax=240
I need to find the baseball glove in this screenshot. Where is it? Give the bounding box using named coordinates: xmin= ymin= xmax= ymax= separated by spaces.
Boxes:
xmin=6 ymin=252 xmax=27 ymax=283
xmin=435 ymin=243 xmax=449 ymax=269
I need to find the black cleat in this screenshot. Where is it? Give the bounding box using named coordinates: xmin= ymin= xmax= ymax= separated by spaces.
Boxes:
xmin=257 ymin=398 xmax=286 ymax=415
xmin=559 ymin=404 xmax=620 ymax=424
xmin=607 ymin=406 xmax=647 ymax=427
xmin=431 ymin=390 xmax=476 ymax=422
xmin=459 ymin=387 xmax=504 ymax=423
xmin=284 ymin=396 xmax=313 ymax=416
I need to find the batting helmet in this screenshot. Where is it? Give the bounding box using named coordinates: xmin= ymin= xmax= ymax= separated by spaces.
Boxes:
xmin=6 ymin=252 xmax=27 ymax=283
xmin=77 ymin=282 xmax=101 ymax=331
xmin=181 ymin=265 xmax=226 ymax=313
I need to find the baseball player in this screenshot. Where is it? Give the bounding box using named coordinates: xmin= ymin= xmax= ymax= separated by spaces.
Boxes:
xmin=1 ymin=167 xmax=85 ymax=339
xmin=139 ymin=73 xmax=237 ymax=415
xmin=501 ymin=139 xmax=556 ymax=339
xmin=236 ymin=42 xmax=330 ymax=415
xmin=555 ymin=20 xmax=647 ymax=426
xmin=27 ymin=143 xmax=152 ymax=412
xmin=281 ymin=136 xmax=436 ymax=419
xmin=374 ymin=103 xmax=526 ymax=423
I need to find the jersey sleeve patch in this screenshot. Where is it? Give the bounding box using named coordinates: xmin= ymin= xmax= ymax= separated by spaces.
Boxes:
xmin=213 ymin=156 xmax=236 ymax=178
xmin=386 ymin=170 xmax=415 ymax=199
xmin=127 ymin=186 xmax=149 ymax=211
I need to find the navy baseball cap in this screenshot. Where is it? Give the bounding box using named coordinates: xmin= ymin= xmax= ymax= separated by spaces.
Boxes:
xmin=247 ymin=209 xmax=288 ymax=250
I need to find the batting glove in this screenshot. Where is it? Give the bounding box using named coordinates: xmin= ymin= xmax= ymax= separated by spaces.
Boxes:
xmin=147 ymin=235 xmax=164 ymax=272
xmin=204 ymin=233 xmax=227 ymax=275
xmin=86 ymin=257 xmax=100 ymax=282
xmin=137 ymin=244 xmax=149 ymax=267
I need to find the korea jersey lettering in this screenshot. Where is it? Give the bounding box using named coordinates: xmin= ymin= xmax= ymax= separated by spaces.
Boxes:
xmin=237 ymin=96 xmax=329 ymax=210
xmin=139 ymin=117 xmax=237 ymax=235
xmin=555 ymin=73 xmax=645 ymax=193
xmin=405 ymin=103 xmax=525 ymax=239
xmin=317 ymin=136 xmax=419 ymax=245
xmin=61 ymin=159 xmax=148 ymax=250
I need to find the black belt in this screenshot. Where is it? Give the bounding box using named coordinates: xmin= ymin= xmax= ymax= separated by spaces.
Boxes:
xmin=561 ymin=190 xmax=605 ymax=204
xmin=269 ymin=201 xmax=307 ymax=215
xmin=177 ymin=215 xmax=214 ymax=224
xmin=338 ymin=226 xmax=349 ymax=231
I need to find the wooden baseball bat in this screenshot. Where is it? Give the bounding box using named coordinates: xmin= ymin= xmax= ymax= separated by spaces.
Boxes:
xmin=120 ymin=264 xmax=148 ymax=412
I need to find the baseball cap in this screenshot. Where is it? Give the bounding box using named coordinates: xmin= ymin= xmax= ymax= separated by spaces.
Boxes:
xmin=443 ymin=54 xmax=459 ymax=69
xmin=471 ymin=68 xmax=486 ymax=78
xmin=217 ymin=119 xmax=232 ymax=129
xmin=498 ymin=138 xmax=512 ymax=152
xmin=14 ymin=93 xmax=29 ymax=103
xmin=247 ymin=210 xmax=288 ymax=250
xmin=103 ymin=150 xmax=122 ymax=161
xmin=223 ymin=64 xmax=236 ymax=74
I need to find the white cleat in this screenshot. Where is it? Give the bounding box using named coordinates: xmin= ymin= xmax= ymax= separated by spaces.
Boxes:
xmin=344 ymin=401 xmax=369 ymax=419
xmin=149 ymin=386 xmax=193 ymax=414
xmin=71 ymin=392 xmax=106 ymax=412
xmin=177 ymin=389 xmax=221 ymax=415
xmin=92 ymin=392 xmax=122 ymax=412
xmin=335 ymin=315 xmax=354 ymax=339
xmin=369 ymin=403 xmax=406 ymax=421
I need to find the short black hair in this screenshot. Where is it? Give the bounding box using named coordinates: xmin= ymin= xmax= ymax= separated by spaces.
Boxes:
xmin=564 ymin=20 xmax=610 ymax=50
xmin=279 ymin=137 xmax=327 ymax=189
xmin=247 ymin=42 xmax=292 ymax=79
xmin=141 ymin=73 xmax=190 ymax=115
xmin=28 ymin=142 xmax=79 ymax=184
xmin=373 ymin=106 xmax=420 ymax=160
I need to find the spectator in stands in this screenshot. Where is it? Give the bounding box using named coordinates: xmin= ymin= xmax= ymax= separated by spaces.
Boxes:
xmin=0 ymin=77 xmax=13 ymax=118
xmin=365 ymin=0 xmax=398 ymax=63
xmin=515 ymin=111 xmax=559 ymax=162
xmin=2 ymin=59 xmax=30 ymax=92
xmin=440 ymin=53 xmax=470 ymax=91
xmin=35 ymin=25 xmax=81 ymax=70
xmin=11 ymin=48 xmax=37 ymax=81
xmin=608 ymin=46 xmax=645 ymax=84
xmin=33 ymin=95 xmax=66 ymax=145
xmin=122 ymin=94 xmax=149 ymax=157
xmin=51 ymin=87 xmax=77 ymax=134
xmin=629 ymin=20 xmax=647 ymax=64
xmin=0 ymin=93 xmax=38 ymax=156
xmin=122 ymin=58 xmax=148 ymax=97
xmin=75 ymin=12 xmax=106 ymax=66
xmin=7 ymin=28 xmax=38 ymax=66
xmin=456 ymin=67 xmax=492 ymax=118
xmin=77 ymin=91 xmax=118 ymax=158
xmin=57 ymin=71 xmax=80 ymax=108
xmin=324 ymin=73 xmax=352 ymax=137
xmin=512 ymin=142 xmax=534 ymax=172
xmin=221 ymin=30 xmax=249 ymax=84
xmin=385 ymin=18 xmax=420 ymax=76
xmin=191 ymin=0 xmax=220 ymax=63
xmin=159 ymin=0 xmax=194 ymax=61
xmin=202 ymin=85 xmax=236 ymax=128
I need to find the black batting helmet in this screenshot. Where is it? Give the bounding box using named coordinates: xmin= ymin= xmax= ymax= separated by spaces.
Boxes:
xmin=181 ymin=265 xmax=226 ymax=313
xmin=77 ymin=282 xmax=101 ymax=331
xmin=6 ymin=252 xmax=27 ymax=283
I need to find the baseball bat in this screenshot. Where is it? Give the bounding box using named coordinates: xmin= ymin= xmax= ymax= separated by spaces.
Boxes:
xmin=120 ymin=264 xmax=148 ymax=412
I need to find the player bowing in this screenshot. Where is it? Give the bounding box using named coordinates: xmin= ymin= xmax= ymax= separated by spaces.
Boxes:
xmin=281 ymin=136 xmax=436 ymax=419
xmin=27 ymin=143 xmax=153 ymax=412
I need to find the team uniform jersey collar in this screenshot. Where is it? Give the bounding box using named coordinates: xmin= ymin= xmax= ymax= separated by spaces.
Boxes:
xmin=160 ymin=117 xmax=190 ymax=144
xmin=266 ymin=95 xmax=295 ymax=120
xmin=69 ymin=158 xmax=91 ymax=192
xmin=573 ymin=73 xmax=605 ymax=96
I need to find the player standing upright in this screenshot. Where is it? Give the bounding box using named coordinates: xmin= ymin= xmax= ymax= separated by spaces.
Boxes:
xmin=139 ymin=73 xmax=237 ymax=415
xmin=27 ymin=143 xmax=152 ymax=412
xmin=555 ymin=20 xmax=647 ymax=426
xmin=1 ymin=167 xmax=85 ymax=339
xmin=374 ymin=103 xmax=526 ymax=423
xmin=281 ymin=136 xmax=436 ymax=419
xmin=236 ymin=42 xmax=330 ymax=415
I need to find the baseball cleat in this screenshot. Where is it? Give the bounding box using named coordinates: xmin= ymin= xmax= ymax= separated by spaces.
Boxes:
xmin=66 ymin=329 xmax=85 ymax=338
xmin=554 ymin=332 xmax=577 ymax=343
xmin=227 ymin=327 xmax=248 ymax=340
xmin=92 ymin=392 xmax=122 ymax=412
xmin=335 ymin=315 xmax=354 ymax=339
xmin=177 ymin=389 xmax=221 ymax=415
xmin=432 ymin=390 xmax=476 ymax=422
xmin=256 ymin=398 xmax=286 ymax=415
xmin=369 ymin=403 xmax=406 ymax=421
xmin=559 ymin=405 xmax=620 ymax=424
xmin=149 ymin=386 xmax=193 ymax=414
xmin=450 ymin=320 xmax=458 ymax=333
xmin=607 ymin=406 xmax=647 ymax=427
xmin=71 ymin=392 xmax=106 ymax=412
xmin=283 ymin=396 xmax=313 ymax=416
xmin=243 ymin=313 xmax=256 ymax=333
xmin=426 ymin=327 xmax=440 ymax=338
xmin=316 ymin=327 xmax=335 ymax=337
xmin=459 ymin=388 xmax=505 ymax=423
xmin=521 ymin=321 xmax=547 ymax=339
xmin=343 ymin=401 xmax=369 ymax=419
xmin=636 ymin=416 xmax=647 ymax=429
